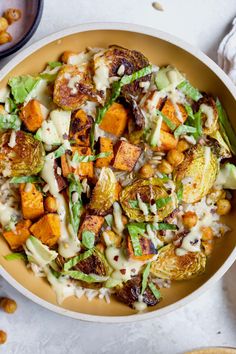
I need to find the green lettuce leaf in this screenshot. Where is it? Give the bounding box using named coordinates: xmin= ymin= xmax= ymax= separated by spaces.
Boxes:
xmin=10 ymin=176 xmax=44 ymax=184
xmin=0 ymin=113 xmax=21 ymax=130
xmin=67 ymin=173 xmax=83 ymax=234
xmin=216 ymin=98 xmax=236 ymax=155
xmin=149 ymin=282 xmax=161 ymax=299
xmin=141 ymin=262 xmax=151 ymax=295
xmin=82 ymin=230 xmax=95 ymax=249
xmin=156 ymin=109 xmax=176 ymax=131
xmin=63 ymin=248 xmax=94 ymax=271
xmin=8 ymin=75 xmax=41 ymax=104
xmin=4 ymin=253 xmax=27 ymax=261
xmin=25 ymin=236 xmax=58 ymax=267
xmin=177 ymin=80 xmax=202 ymax=101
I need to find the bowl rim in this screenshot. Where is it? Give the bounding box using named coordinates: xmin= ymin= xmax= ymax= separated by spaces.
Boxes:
xmin=1 ymin=21 xmax=236 ymax=323
xmin=0 ymin=0 xmax=44 ymax=59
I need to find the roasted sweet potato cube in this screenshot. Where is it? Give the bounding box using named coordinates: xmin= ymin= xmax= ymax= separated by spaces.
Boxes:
xmin=20 ymin=99 xmax=44 ymax=132
xmin=30 ymin=214 xmax=60 ymax=247
xmin=2 ymin=220 xmax=32 ymax=250
xmin=99 ymin=102 xmax=128 ymax=136
xmin=161 ymin=99 xmax=188 ymax=132
xmin=159 ymin=130 xmax=178 ymax=151
xmin=69 ymin=109 xmax=93 ymax=146
xmin=61 ymin=146 xmax=94 ymax=179
xmin=19 ymin=183 xmax=44 ymax=220
xmin=112 ymin=140 xmax=141 ymax=171
xmin=114 ymin=182 xmax=122 ymax=200
xmin=95 ymin=137 xmax=114 ymax=168
xmin=127 ymin=235 xmax=157 ymax=261
xmin=78 ymin=215 xmax=104 ymax=240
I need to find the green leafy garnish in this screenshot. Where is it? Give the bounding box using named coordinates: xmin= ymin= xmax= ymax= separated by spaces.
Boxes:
xmin=155 ymin=196 xmax=171 ymax=209
xmin=39 ymin=73 xmax=58 ymax=82
xmin=82 ymin=230 xmax=95 ymax=249
xmin=184 ymin=104 xmax=195 ymax=120
xmin=177 ymin=80 xmax=202 ymax=101
xmin=64 ymin=270 xmax=108 ymax=283
xmin=105 ymin=214 xmax=113 ymax=227
xmin=127 ymin=223 xmax=146 ymax=256
xmin=63 ymin=248 xmax=94 ymax=271
xmin=141 ymin=262 xmax=151 ymax=295
xmin=149 ymin=282 xmax=161 ymax=300
xmin=4 ymin=253 xmax=27 ymax=261
xmin=216 ymin=98 xmax=236 ymax=155
xmin=72 ymin=151 xmax=111 ymax=163
xmin=48 ymin=61 xmax=62 ymax=69
xmin=8 ymin=75 xmax=41 ymax=104
xmin=152 ymin=223 xmax=177 ymax=231
xmin=0 ymin=113 xmax=21 ymax=130
xmin=25 ymin=236 xmax=58 ymax=267
xmin=10 ymin=176 xmax=44 ymax=184
xmin=193 ymin=110 xmax=203 ymax=139
xmin=176 ymin=182 xmax=183 ymax=202
xmin=54 ymin=144 xmax=67 ymax=158
xmin=67 ymin=173 xmax=83 ymax=234
xmin=156 ymin=109 xmax=176 ymax=131
xmin=174 ymin=124 xmax=196 ymax=138
xmin=5 ymin=97 xmax=17 ymax=113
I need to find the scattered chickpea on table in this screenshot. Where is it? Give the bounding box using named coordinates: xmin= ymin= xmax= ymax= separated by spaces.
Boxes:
xmin=0 ymin=297 xmax=18 ymax=345
xmin=0 ymin=8 xmax=21 ymax=46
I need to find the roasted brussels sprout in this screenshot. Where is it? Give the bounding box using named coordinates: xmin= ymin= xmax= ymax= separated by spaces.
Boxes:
xmin=89 ymin=167 xmax=117 ymax=215
xmin=115 ymin=275 xmax=161 ymax=308
xmin=120 ymin=178 xmax=177 ymax=222
xmin=94 ymin=45 xmax=151 ymax=97
xmin=0 ymin=130 xmax=45 ymax=177
xmin=195 ymin=95 xmax=219 ymax=135
xmin=53 ymin=65 xmax=102 ymax=110
xmin=173 ymin=144 xmax=218 ymax=204
xmin=150 ymin=244 xmax=206 ymax=280
xmin=75 ymin=250 xmax=109 ymax=277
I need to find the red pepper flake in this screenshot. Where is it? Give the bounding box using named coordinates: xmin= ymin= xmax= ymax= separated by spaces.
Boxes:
xmin=120 ymin=269 xmax=126 ymax=275
xmin=113 ymin=255 xmax=119 ymax=262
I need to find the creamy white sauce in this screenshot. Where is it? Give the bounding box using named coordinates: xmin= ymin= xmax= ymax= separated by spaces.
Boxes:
xmin=133 ymin=294 xmax=147 ymax=311
xmin=200 ymin=104 xmax=215 ymax=128
xmin=40 ymin=153 xmax=59 ymax=196
xmin=0 ymin=87 xmax=9 ymax=103
xmin=137 ymin=193 xmax=149 ymax=216
xmin=113 ymin=202 xmax=125 ymax=235
xmin=106 ymin=246 xmax=143 ymax=281
xmin=50 ymin=109 xmax=71 ymax=142
xmin=0 ymin=202 xmax=17 ymax=228
xmin=184 ymin=135 xmax=196 ymax=145
xmin=151 ymin=114 xmax=163 ymax=147
xmin=146 ymin=224 xmax=163 ymax=248
xmin=93 ymin=50 xmax=110 ymax=92
xmin=67 ymin=75 xmax=80 ymax=94
xmin=8 ymin=130 xmax=16 ymax=148
xmin=39 ymin=120 xmax=61 ymax=145
xmin=39 ymin=104 xmax=49 ymax=120
xmin=25 ymin=79 xmax=52 ymax=109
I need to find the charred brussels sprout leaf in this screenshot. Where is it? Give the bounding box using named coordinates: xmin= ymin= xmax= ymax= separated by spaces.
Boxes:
xmin=173 ymin=144 xmax=218 ymax=204
xmin=89 ymin=167 xmax=117 ymax=216
xmin=0 ymin=130 xmax=45 ymax=177
xmin=120 ymin=178 xmax=177 ymax=222
xmin=150 ymin=244 xmax=206 ymax=280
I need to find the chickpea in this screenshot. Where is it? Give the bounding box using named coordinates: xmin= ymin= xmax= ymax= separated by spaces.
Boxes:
xmin=158 ymin=159 xmax=173 ymax=174
xmin=182 ymin=211 xmax=198 ymax=229
xmin=0 ymin=298 xmax=17 ymax=314
xmin=0 ymin=32 xmax=12 ymax=45
xmin=4 ymin=8 xmax=22 ymax=24
xmin=167 ymin=149 xmax=184 ymax=167
xmin=177 ymin=139 xmax=190 ymax=152
xmin=44 ymin=196 xmax=57 ymax=213
xmin=202 ymin=241 xmax=213 ymax=256
xmin=139 ymin=164 xmax=154 ymax=178
xmin=201 ymin=226 xmax=214 ymax=241
xmin=0 ymin=330 xmax=7 ymax=345
xmin=0 ymin=17 xmax=8 ymax=32
xmin=121 ymin=215 xmax=128 ymax=226
xmin=61 ymin=51 xmax=76 ymax=64
xmin=216 ymin=199 xmax=231 ymax=216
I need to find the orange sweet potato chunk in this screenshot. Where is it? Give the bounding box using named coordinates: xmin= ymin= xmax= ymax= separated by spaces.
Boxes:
xmin=20 ymin=99 xmax=44 ymax=132
xmin=95 ymin=137 xmax=114 ymax=168
xmin=61 ymin=146 xmax=94 ymax=179
xmin=69 ymin=109 xmax=93 ymax=147
xmin=127 ymin=235 xmax=157 ymax=261
xmin=19 ymin=183 xmax=44 ymax=220
xmin=161 ymin=99 xmax=188 ymax=132
xmin=2 ymin=220 xmax=32 ymax=250
xmin=78 ymin=215 xmax=104 ymax=239
xmin=112 ymin=140 xmax=141 ymax=171
xmin=30 ymin=214 xmax=60 ymax=247
xmin=99 ymin=102 xmax=129 ymax=136
xmin=159 ymin=130 xmax=178 ymax=151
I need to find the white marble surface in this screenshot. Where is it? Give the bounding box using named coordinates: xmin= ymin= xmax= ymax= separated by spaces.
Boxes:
xmin=1 ymin=0 xmax=236 ymax=353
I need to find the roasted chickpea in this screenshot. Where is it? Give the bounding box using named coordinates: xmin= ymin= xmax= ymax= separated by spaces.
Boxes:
xmin=61 ymin=51 xmax=76 ymax=64
xmin=0 ymin=32 xmax=12 ymax=45
xmin=202 ymin=241 xmax=213 ymax=256
xmin=139 ymin=164 xmax=154 ymax=178
xmin=182 ymin=211 xmax=198 ymax=229
xmin=201 ymin=226 xmax=214 ymax=241
xmin=4 ymin=8 xmax=22 ymax=24
xmin=216 ymin=199 xmax=231 ymax=216
xmin=167 ymin=149 xmax=184 ymax=167
xmin=177 ymin=139 xmax=190 ymax=152
xmin=0 ymin=298 xmax=17 ymax=314
xmin=0 ymin=330 xmax=7 ymax=345
xmin=157 ymin=159 xmax=173 ymax=174
xmin=121 ymin=215 xmax=128 ymax=226
xmin=0 ymin=17 xmax=8 ymax=32
xmin=44 ymin=196 xmax=57 ymax=213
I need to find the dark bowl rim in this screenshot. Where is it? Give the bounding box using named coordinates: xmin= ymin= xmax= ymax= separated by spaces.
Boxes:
xmin=0 ymin=0 xmax=44 ymax=59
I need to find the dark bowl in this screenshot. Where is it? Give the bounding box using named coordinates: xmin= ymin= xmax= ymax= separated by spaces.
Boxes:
xmin=0 ymin=0 xmax=43 ymax=59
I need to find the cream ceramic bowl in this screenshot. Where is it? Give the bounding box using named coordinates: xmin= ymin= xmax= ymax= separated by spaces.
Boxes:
xmin=0 ymin=23 xmax=236 ymax=323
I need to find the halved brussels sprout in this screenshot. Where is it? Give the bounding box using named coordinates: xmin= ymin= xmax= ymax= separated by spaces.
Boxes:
xmin=150 ymin=244 xmax=206 ymax=280
xmin=89 ymin=167 xmax=117 ymax=215
xmin=198 ymin=95 xmax=219 ymax=135
xmin=209 ymin=130 xmax=231 ymax=159
xmin=173 ymin=144 xmax=218 ymax=204
xmin=120 ymin=178 xmax=177 ymax=222
xmin=0 ymin=130 xmax=45 ymax=177
xmin=53 ymin=65 xmax=101 ymax=110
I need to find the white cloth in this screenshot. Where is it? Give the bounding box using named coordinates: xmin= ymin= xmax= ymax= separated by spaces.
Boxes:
xmin=218 ymin=18 xmax=236 ymax=84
